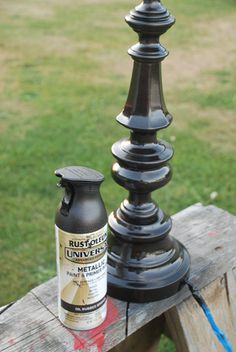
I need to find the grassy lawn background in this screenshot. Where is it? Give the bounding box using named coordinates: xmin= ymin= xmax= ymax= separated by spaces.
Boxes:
xmin=0 ymin=0 xmax=235 ymax=349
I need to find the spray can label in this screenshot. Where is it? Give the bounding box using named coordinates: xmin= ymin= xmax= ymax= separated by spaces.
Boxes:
xmin=55 ymin=224 xmax=107 ymax=330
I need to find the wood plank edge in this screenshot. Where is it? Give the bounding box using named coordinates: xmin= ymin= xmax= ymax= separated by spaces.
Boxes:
xmin=0 ymin=302 xmax=15 ymax=315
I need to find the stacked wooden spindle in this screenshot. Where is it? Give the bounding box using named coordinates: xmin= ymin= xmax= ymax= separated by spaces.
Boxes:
xmin=107 ymin=0 xmax=190 ymax=302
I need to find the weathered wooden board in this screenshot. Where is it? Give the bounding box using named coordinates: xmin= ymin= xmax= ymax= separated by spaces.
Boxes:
xmin=31 ymin=277 xmax=127 ymax=351
xmin=127 ymin=204 xmax=236 ymax=335
xmin=0 ymin=284 xmax=127 ymax=351
xmin=165 ymin=270 xmax=236 ymax=351
xmin=0 ymin=292 xmax=71 ymax=352
xmin=31 ymin=277 xmax=58 ymax=317
xmin=111 ymin=316 xmax=164 ymax=352
xmin=0 ymin=204 xmax=236 ymax=351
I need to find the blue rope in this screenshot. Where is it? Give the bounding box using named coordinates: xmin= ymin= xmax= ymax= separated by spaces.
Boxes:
xmin=201 ymin=303 xmax=233 ymax=352
xmin=186 ymin=280 xmax=234 ymax=352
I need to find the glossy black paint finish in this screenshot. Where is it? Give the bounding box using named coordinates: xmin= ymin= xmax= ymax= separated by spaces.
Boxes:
xmin=107 ymin=0 xmax=190 ymax=302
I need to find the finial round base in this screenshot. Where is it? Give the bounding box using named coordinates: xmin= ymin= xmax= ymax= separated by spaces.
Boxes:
xmin=107 ymin=228 xmax=190 ymax=302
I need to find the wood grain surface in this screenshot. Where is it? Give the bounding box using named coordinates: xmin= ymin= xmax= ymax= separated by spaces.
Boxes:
xmin=0 ymin=204 xmax=235 ymax=351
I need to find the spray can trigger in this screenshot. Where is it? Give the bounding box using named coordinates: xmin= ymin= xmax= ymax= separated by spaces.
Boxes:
xmin=55 ymin=175 xmax=73 ymax=216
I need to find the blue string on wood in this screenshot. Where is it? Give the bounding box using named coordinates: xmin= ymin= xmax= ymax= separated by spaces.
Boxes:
xmin=186 ymin=280 xmax=233 ymax=352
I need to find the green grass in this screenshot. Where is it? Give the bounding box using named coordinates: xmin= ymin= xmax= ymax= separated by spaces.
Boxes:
xmin=0 ymin=0 xmax=235 ymax=350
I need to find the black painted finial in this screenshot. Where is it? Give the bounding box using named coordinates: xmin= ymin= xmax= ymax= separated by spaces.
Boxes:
xmin=107 ymin=0 xmax=190 ymax=302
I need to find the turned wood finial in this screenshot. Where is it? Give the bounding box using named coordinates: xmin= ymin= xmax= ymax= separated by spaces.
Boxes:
xmin=107 ymin=0 xmax=190 ymax=302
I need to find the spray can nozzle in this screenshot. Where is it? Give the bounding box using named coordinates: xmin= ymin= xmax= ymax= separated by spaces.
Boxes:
xmin=55 ymin=166 xmax=104 ymax=184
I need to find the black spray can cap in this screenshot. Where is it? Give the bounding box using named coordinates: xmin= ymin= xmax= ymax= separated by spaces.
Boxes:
xmin=55 ymin=166 xmax=104 ymax=186
xmin=55 ymin=166 xmax=107 ymax=232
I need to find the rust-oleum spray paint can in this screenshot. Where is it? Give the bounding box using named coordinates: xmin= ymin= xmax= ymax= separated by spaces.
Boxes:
xmin=55 ymin=166 xmax=107 ymax=330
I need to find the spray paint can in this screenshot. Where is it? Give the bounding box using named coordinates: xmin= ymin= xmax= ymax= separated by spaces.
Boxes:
xmin=55 ymin=166 xmax=107 ymax=330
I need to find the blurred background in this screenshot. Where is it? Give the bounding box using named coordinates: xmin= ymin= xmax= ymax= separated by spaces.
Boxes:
xmin=0 ymin=0 xmax=235 ymax=350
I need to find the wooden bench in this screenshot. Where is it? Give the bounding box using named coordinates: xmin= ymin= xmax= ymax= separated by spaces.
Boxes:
xmin=1 ymin=204 xmax=236 ymax=352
